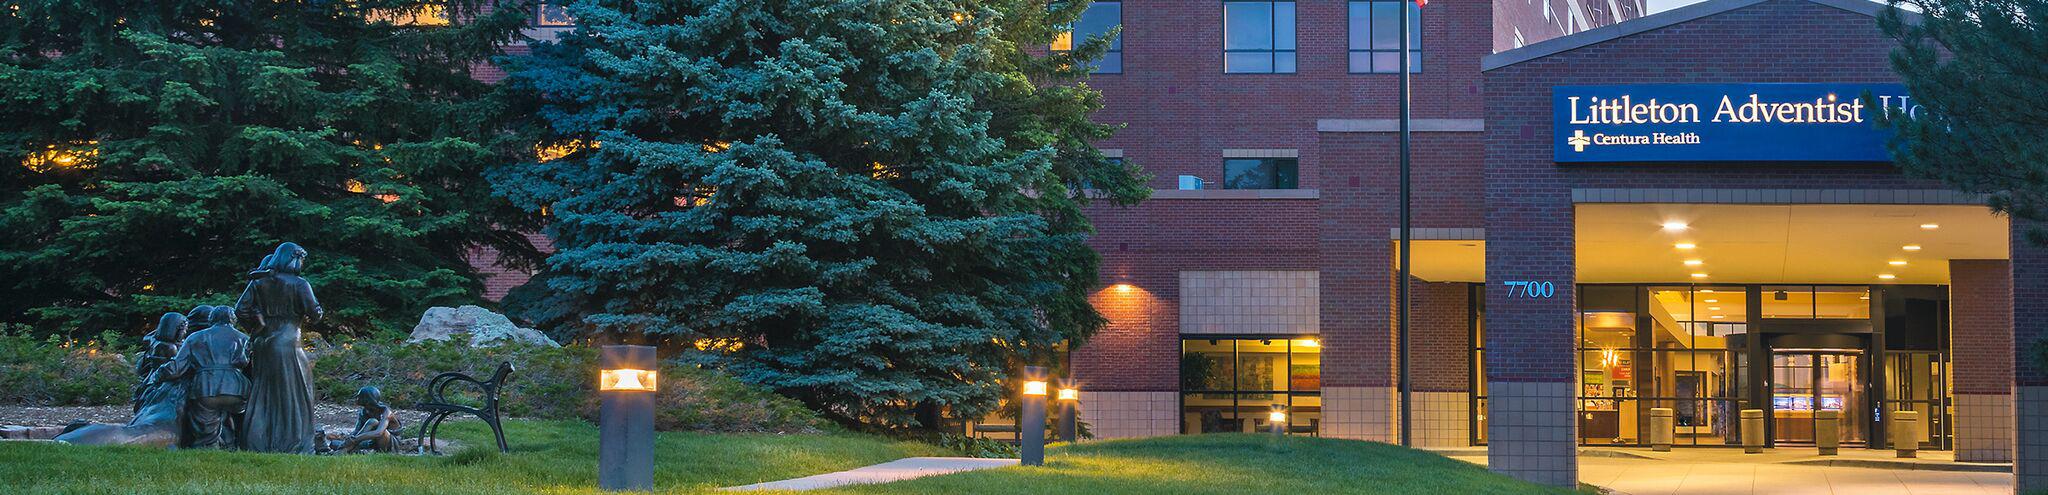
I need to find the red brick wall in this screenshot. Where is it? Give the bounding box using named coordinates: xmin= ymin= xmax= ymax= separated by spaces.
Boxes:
xmin=1951 ymin=259 xmax=2012 ymax=396
xmin=1482 ymin=0 xmax=1949 ymax=384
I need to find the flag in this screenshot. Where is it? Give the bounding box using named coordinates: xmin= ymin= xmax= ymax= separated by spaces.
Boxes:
xmin=1416 ymin=0 xmax=1426 ymax=6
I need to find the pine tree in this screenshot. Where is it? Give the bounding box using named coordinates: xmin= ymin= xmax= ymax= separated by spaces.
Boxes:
xmin=1879 ymin=0 xmax=2048 ymax=243
xmin=493 ymin=0 xmax=1146 ymax=428
xmin=0 ymin=1 xmax=544 ymax=336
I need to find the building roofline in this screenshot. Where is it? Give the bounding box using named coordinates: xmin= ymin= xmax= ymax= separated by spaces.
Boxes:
xmin=1482 ymin=0 xmax=1917 ymax=72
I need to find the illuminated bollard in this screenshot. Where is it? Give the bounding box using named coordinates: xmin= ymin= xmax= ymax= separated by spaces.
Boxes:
xmin=1740 ymin=409 xmax=1765 ymax=454
xmin=1019 ymin=366 xmax=1049 ymax=467
xmin=1892 ymin=410 xmax=1920 ymax=458
xmin=1056 ymin=380 xmax=1079 ymax=444
xmin=1269 ymin=405 xmax=1288 ymax=439
xmin=598 ymin=345 xmax=657 ymax=491
xmin=1648 ymin=407 xmax=1674 ymax=452
xmin=1815 ymin=410 xmax=1840 ymax=455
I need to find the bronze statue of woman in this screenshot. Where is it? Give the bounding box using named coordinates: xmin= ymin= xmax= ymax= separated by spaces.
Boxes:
xmin=235 ymin=242 xmax=323 ymax=453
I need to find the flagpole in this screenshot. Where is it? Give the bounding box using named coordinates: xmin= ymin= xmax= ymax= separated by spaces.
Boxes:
xmin=1397 ymin=0 xmax=1416 ymax=448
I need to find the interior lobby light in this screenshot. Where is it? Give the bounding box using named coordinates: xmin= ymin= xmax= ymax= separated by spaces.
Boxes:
xmin=1920 ymin=223 xmax=1940 ymax=230
xmin=1708 ymin=306 xmax=1722 ymax=310
xmin=1661 ymin=221 xmax=1689 ymax=231
xmin=1704 ymin=299 xmax=1719 ymax=303
xmin=1710 ymin=315 xmax=1726 ymax=319
xmin=1699 ymin=289 xmax=1714 ymax=293
xmin=1690 ymin=273 xmax=1708 ymax=279
xmin=1903 ymin=244 xmax=1922 ymax=251
xmin=1295 ymin=339 xmax=1320 ymax=348
xmin=1889 ymin=260 xmax=1908 ymax=266
xmin=1675 ymin=243 xmax=1697 ymax=250
xmin=1878 ymin=274 xmax=1897 ymax=280
xmin=1683 ymin=259 xmax=1703 ymax=266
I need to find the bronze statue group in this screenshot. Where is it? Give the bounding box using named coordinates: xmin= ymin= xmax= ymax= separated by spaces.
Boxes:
xmin=54 ymin=242 xmax=398 ymax=454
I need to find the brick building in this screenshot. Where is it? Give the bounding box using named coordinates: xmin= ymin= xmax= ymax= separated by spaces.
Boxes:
xmin=1061 ymin=0 xmax=2040 ymax=490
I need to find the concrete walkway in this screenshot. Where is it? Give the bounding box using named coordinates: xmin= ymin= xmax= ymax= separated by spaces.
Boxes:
xmin=1434 ymin=447 xmax=2015 ymax=494
xmin=721 ymin=457 xmax=1019 ymax=491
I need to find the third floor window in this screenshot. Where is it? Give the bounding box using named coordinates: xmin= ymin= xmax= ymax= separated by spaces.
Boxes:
xmin=1052 ymin=1 xmax=1123 ymax=74
xmin=1223 ymin=1 xmax=1295 ymax=74
xmin=1349 ymin=0 xmax=1422 ymax=73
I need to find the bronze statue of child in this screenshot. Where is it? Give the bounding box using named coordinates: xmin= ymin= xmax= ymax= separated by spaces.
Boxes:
xmin=319 ymin=386 xmax=398 ymax=454
xmin=132 ymin=310 xmax=192 ymax=413
xmin=158 ymin=306 xmax=251 ymax=449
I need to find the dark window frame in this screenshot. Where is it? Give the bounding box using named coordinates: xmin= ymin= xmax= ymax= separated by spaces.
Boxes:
xmin=1346 ymin=0 xmax=1422 ymax=74
xmin=1053 ymin=1 xmax=1124 ymax=74
xmin=534 ymin=2 xmax=576 ymax=27
xmin=1221 ymin=157 xmax=1299 ymax=190
xmin=1222 ymin=1 xmax=1297 ymax=74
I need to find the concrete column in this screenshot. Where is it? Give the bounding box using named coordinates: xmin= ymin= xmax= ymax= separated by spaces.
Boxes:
xmin=2014 ymin=221 xmax=2048 ymax=492
xmin=1483 ymin=194 xmax=1577 ymax=487
xmin=1951 ymin=260 xmax=2014 ymax=463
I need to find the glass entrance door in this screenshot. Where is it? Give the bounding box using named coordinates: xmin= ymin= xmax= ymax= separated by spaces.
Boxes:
xmin=1771 ymin=352 xmax=1866 ymax=445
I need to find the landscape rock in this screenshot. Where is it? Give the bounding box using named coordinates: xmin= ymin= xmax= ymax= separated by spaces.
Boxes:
xmin=407 ymin=305 xmax=559 ymax=348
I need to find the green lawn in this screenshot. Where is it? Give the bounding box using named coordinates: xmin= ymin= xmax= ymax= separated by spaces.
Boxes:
xmin=0 ymin=419 xmax=947 ymax=494
xmin=813 ymin=434 xmax=1580 ymax=495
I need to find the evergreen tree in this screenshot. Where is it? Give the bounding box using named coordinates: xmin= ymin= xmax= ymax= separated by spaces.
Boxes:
xmin=494 ymin=0 xmax=1146 ymax=428
xmin=1880 ymin=0 xmax=2048 ymax=243
xmin=0 ymin=1 xmax=543 ymax=336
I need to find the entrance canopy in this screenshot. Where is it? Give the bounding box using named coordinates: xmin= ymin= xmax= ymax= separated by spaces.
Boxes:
xmin=1576 ymin=204 xmax=2008 ymax=284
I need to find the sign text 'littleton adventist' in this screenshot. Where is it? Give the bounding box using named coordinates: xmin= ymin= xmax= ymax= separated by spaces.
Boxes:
xmin=1552 ymin=83 xmax=1919 ymax=163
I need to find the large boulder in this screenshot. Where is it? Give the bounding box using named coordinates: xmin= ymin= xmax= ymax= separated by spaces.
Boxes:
xmin=408 ymin=306 xmax=560 ymax=348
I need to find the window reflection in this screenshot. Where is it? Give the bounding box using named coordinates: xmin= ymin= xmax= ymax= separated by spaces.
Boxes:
xmin=1223 ymin=1 xmax=1297 ymax=73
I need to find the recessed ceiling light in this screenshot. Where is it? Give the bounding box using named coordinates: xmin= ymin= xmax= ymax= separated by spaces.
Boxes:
xmin=1699 ymin=289 xmax=1714 ymax=293
xmin=1708 ymin=306 xmax=1722 ymax=310
xmin=1878 ymin=274 xmax=1897 ymax=280
xmin=1705 ymin=299 xmax=1719 ymax=303
xmin=1921 ymin=223 xmax=1940 ymax=230
xmin=1684 ymin=259 xmax=1704 ymax=266
xmin=1860 ymin=296 xmax=1870 ymax=300
xmin=1676 ymin=243 xmax=1697 ymax=250
xmin=1710 ymin=315 xmax=1726 ymax=319
xmin=1889 ymin=260 xmax=1908 ymax=266
xmin=1691 ymin=273 xmax=1709 ymax=279
xmin=1903 ymin=244 xmax=1922 ymax=251
xmin=1662 ymin=221 xmax=1690 ymax=231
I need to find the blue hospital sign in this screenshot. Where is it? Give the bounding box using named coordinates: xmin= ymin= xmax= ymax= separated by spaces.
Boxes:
xmin=1553 ymin=83 xmax=1918 ymax=163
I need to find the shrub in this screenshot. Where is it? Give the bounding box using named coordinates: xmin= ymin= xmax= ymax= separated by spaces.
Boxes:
xmin=0 ymin=325 xmax=137 ymax=406
xmin=311 ymin=339 xmax=824 ymax=433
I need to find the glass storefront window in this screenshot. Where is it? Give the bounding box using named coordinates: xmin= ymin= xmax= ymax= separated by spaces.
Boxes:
xmin=1180 ymin=337 xmax=1321 ymax=435
xmin=1762 ymin=286 xmax=1871 ymax=319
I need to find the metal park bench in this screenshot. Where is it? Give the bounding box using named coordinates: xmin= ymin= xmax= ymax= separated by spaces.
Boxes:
xmin=414 ymin=362 xmax=516 ymax=454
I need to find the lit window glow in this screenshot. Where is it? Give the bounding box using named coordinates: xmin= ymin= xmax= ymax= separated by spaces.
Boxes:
xmin=600 ymin=369 xmax=658 ymax=392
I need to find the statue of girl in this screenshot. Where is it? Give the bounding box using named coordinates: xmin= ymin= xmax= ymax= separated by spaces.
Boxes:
xmin=235 ymin=242 xmax=324 ymax=453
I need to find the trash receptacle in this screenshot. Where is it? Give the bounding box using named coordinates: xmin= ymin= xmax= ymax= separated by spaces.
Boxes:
xmin=1740 ymin=409 xmax=1765 ymax=454
xmin=1814 ymin=410 xmax=1840 ymax=455
xmin=1892 ymin=410 xmax=1920 ymax=458
xmin=1649 ymin=408 xmax=1674 ymax=452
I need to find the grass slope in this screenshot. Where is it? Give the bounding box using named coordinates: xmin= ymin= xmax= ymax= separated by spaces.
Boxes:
xmin=0 ymin=419 xmax=945 ymax=494
xmin=815 ymin=434 xmax=1578 ymax=495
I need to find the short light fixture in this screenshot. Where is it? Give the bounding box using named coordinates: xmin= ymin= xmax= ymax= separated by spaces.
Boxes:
xmin=1056 ymin=379 xmax=1080 ymax=444
xmin=1920 ymin=223 xmax=1940 ymax=230
xmin=1662 ymin=221 xmax=1689 ymax=231
xmin=1268 ymin=404 xmax=1288 ymax=438
xmin=1684 ymin=259 xmax=1704 ymax=266
xmin=1903 ymin=244 xmax=1922 ymax=251
xmin=598 ymin=345 xmax=657 ymax=491
xmin=1675 ymin=242 xmax=1697 ymax=250
xmin=1019 ymin=366 xmax=1050 ymax=467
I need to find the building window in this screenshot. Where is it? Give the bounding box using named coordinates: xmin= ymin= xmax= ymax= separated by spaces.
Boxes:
xmin=1052 ymin=1 xmax=1122 ymax=73
xmin=368 ymin=4 xmax=450 ymax=26
xmin=1182 ymin=337 xmax=1321 ymax=435
xmin=535 ymin=2 xmax=576 ymax=27
xmin=1222 ymin=158 xmax=1298 ymax=189
xmin=1348 ymin=0 xmax=1421 ymax=73
xmin=1223 ymin=1 xmax=1295 ymax=74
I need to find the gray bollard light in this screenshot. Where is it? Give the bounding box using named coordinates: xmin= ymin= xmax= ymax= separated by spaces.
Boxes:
xmin=1056 ymin=379 xmax=1078 ymax=444
xmin=1268 ymin=404 xmax=1288 ymax=438
xmin=1019 ymin=366 xmax=1049 ymax=467
xmin=598 ymin=345 xmax=657 ymax=491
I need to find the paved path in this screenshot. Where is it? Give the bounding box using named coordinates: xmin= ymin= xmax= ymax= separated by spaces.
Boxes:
xmin=1435 ymin=447 xmax=2014 ymax=494
xmin=721 ymin=457 xmax=1019 ymax=491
